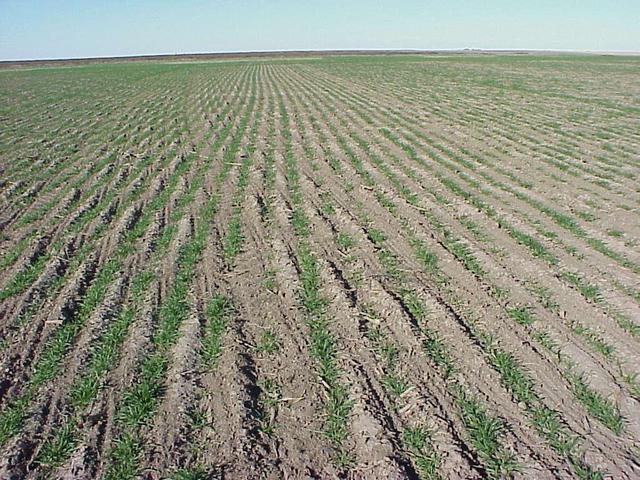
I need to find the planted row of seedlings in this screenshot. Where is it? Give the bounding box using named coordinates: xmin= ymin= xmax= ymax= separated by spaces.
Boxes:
xmin=281 ymin=76 xmax=540 ymax=478
xmin=85 ymin=66 xmax=255 ymax=477
xmin=1 ymin=56 xmax=637 ymax=479
xmin=331 ymin=108 xmax=640 ymax=380
xmin=0 ymin=104 xmax=188 ymax=362
xmin=275 ymin=86 xmax=357 ymax=470
xmin=24 ymin=68 xmax=258 ymax=478
xmin=180 ymin=69 xmax=333 ymax=478
xmin=1 ymin=65 xmax=239 ymax=263
xmin=1 ymin=65 xmax=250 ymax=474
xmin=0 ymin=81 xmax=194 ymax=294
xmin=311 ymin=59 xmax=639 ymax=203
xmin=233 ymin=84 xmax=343 ymax=476
xmin=292 ymin=62 xmax=636 ymax=426
xmin=97 ymin=65 xmax=258 ymax=475
xmin=290 ymin=65 xmax=640 ymax=384
xmin=364 ymin=64 xmax=640 ymax=258
xmin=298 ymin=64 xmax=640 ymax=305
xmin=335 ymin=81 xmax=640 ymax=371
xmin=274 ymin=62 xmax=636 ymax=476
xmin=280 ymin=78 xmax=473 ymax=479
xmin=162 ymin=69 xmax=273 ymax=479
xmin=0 ymin=66 xmax=256 ymax=478
xmin=288 ymin=89 xmax=532 ymax=475
xmin=259 ymin=71 xmax=412 ymax=477
xmin=101 ymin=65 xmax=259 ymax=480
xmin=0 ymin=76 xmax=179 ymax=227
xmin=0 ymin=100 xmax=157 ymax=280
xmin=1 ymin=69 xmax=223 ymax=259
xmin=0 ymin=73 xmax=230 ymax=375
xmin=1 ymin=85 xmax=145 ymax=199
xmin=0 ymin=66 xmax=243 ymax=338
xmin=0 ymin=142 xmax=170 ymax=383
xmin=0 ymin=115 xmax=204 ymax=451
xmin=282 ymin=65 xmax=564 ymax=478
xmin=0 ymin=83 xmax=122 ymax=195
xmin=0 ymin=65 xmax=192 ymax=185
xmin=302 ymin=61 xmax=640 ymax=256
xmin=344 ymin=77 xmax=636 ymax=464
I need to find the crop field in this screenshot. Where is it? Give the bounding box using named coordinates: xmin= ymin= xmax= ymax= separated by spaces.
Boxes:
xmin=0 ymin=54 xmax=639 ymax=479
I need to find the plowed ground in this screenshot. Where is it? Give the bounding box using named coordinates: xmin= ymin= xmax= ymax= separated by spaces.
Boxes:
xmin=0 ymin=55 xmax=639 ymax=479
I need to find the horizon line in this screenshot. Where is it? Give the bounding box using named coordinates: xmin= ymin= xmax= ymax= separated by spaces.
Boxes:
xmin=3 ymin=47 xmax=640 ymax=64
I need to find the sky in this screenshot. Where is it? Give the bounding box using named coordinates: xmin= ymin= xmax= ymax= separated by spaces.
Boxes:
xmin=1 ymin=0 xmax=639 ymax=60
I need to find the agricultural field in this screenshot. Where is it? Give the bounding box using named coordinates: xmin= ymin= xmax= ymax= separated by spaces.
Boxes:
xmin=0 ymin=54 xmax=639 ymax=479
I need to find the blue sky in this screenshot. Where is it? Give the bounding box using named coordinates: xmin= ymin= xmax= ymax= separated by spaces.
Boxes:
xmin=1 ymin=0 xmax=638 ymax=60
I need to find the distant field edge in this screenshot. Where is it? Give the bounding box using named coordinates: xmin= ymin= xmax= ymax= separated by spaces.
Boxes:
xmin=2 ymin=48 xmax=639 ymax=69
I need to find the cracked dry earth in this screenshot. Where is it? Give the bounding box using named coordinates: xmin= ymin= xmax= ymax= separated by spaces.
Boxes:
xmin=0 ymin=55 xmax=639 ymax=479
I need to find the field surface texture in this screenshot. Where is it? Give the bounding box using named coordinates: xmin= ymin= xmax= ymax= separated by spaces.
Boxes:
xmin=0 ymin=55 xmax=639 ymax=480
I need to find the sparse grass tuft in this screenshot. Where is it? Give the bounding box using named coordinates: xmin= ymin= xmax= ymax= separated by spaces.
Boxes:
xmin=257 ymin=378 xmax=281 ymax=436
xmin=383 ymin=374 xmax=409 ymax=398
xmin=570 ymin=323 xmax=614 ymax=358
xmin=567 ymin=370 xmax=623 ymax=434
xmin=255 ymin=330 xmax=280 ymax=354
xmin=262 ymin=268 xmax=278 ymax=292
xmin=507 ymin=306 xmax=535 ymax=326
xmin=223 ymin=214 xmax=244 ymax=264
xmin=561 ymin=271 xmax=602 ymax=303
xmin=36 ymin=423 xmax=77 ymax=467
xmin=367 ymin=227 xmax=386 ymax=247
xmin=0 ymin=253 xmax=50 ymax=301
xmin=337 ymin=232 xmax=355 ymax=251
xmin=454 ymin=387 xmax=520 ymax=479
xmin=403 ymin=425 xmax=441 ymax=479
xmin=172 ymin=467 xmax=209 ymax=480
xmin=105 ymin=433 xmax=141 ymax=480
xmin=531 ymin=284 xmax=559 ymax=311
xmin=201 ymin=295 xmax=232 ymax=367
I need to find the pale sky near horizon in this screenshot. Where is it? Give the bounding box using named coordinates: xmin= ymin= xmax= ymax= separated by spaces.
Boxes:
xmin=0 ymin=0 xmax=639 ymax=61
